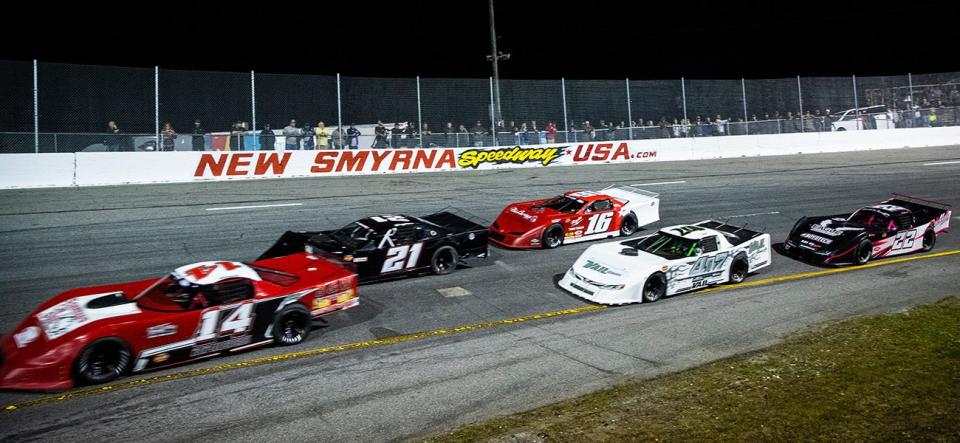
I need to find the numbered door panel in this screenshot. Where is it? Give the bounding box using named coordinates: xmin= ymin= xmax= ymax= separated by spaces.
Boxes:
xmin=376 ymin=223 xmax=426 ymax=276
xmin=665 ymin=236 xmax=731 ymax=294
xmin=567 ymin=199 xmax=618 ymax=241
xmin=874 ymin=225 xmax=925 ymax=258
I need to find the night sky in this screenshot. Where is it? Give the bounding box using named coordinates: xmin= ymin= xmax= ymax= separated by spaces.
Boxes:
xmin=1 ymin=0 xmax=958 ymax=79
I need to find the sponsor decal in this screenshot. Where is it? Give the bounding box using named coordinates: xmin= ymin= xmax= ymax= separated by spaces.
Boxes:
xmin=189 ymin=335 xmax=252 ymax=357
xmin=747 ymin=237 xmax=767 ymax=255
xmin=689 ymin=252 xmax=730 ymax=277
xmin=570 ymin=216 xmax=584 ymax=226
xmin=146 ymin=323 xmax=178 ymax=339
xmin=801 ymin=232 xmax=833 ymax=244
xmin=570 ymin=143 xmax=652 ymax=162
xmin=458 ymin=146 xmax=562 ymax=169
xmin=510 ymin=206 xmax=538 ymax=222
xmin=351 ymin=257 xmax=368 ymax=263
xmin=670 ymin=225 xmax=705 ymax=237
xmin=36 ymin=299 xmax=88 ymax=340
xmin=343 ymin=255 xmax=354 ymax=262
xmin=582 ymin=259 xmax=623 ymax=276
xmin=13 ymin=326 xmax=41 ymax=348
xmin=194 ymin=152 xmax=292 ymax=177
xmin=152 ymin=353 xmax=170 ymax=363
xmin=810 ymin=220 xmax=842 ymax=236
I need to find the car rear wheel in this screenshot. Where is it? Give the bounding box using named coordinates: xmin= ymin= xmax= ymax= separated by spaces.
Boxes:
xmin=729 ymin=259 xmax=749 ymax=284
xmin=274 ymin=304 xmax=311 ymax=346
xmin=642 ymin=273 xmax=666 ymax=303
xmin=922 ymin=230 xmax=936 ymax=252
xmin=619 ymin=213 xmax=638 ymax=236
xmin=855 ymin=239 xmax=873 ymax=265
xmin=542 ymin=225 xmax=563 ymax=249
xmin=74 ymin=338 xmax=131 ymax=385
xmin=431 ymin=246 xmax=459 ymax=275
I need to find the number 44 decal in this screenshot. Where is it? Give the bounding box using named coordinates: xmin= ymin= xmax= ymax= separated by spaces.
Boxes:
xmin=382 ymin=242 xmax=424 ymax=273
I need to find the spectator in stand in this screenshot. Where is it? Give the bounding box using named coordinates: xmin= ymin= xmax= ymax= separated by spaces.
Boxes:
xmin=316 ymin=121 xmax=330 ymax=149
xmin=191 ymin=120 xmax=205 ymax=151
xmin=582 ymin=120 xmax=595 ymax=141
xmin=330 ymin=126 xmax=342 ymax=149
xmin=420 ymin=123 xmax=431 ymax=147
xmin=928 ymin=109 xmax=939 ymax=127
xmin=231 ymin=120 xmax=246 ymax=151
xmin=504 ymin=121 xmax=518 ymax=145
xmin=390 ymin=123 xmax=403 ymax=148
xmin=347 ymin=124 xmax=360 ymax=149
xmin=403 ymin=122 xmax=416 ymax=148
xmin=302 ymin=122 xmax=315 ymax=150
xmin=161 ymin=122 xmax=177 ymax=151
xmin=671 ymin=118 xmax=681 ymax=138
xmin=471 ymin=121 xmax=486 ymax=147
xmin=545 ymin=121 xmax=557 ymax=143
xmin=373 ymin=121 xmax=389 ymax=148
xmin=680 ymin=118 xmax=690 ymax=138
xmin=658 ymin=118 xmax=671 ymax=138
xmin=259 ymin=124 xmax=275 ymax=150
xmin=518 ymin=122 xmax=529 ymax=144
xmin=105 ymin=120 xmax=123 ymax=152
xmin=715 ymin=114 xmax=727 ymax=136
xmin=283 ymin=119 xmax=301 ymax=150
xmin=457 ymin=124 xmax=470 ymax=147
xmin=443 ymin=122 xmax=456 ymax=147
xmin=693 ymin=115 xmax=704 ymax=137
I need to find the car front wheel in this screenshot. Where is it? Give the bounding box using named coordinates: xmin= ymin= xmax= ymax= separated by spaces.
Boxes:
xmin=74 ymin=338 xmax=132 ymax=385
xmin=642 ymin=273 xmax=666 ymax=303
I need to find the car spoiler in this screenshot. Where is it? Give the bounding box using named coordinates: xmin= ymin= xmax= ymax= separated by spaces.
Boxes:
xmin=887 ymin=194 xmax=952 ymax=211
xmin=696 ymin=219 xmax=766 ymax=245
xmin=420 ymin=207 xmax=490 ymax=232
xmin=603 ymin=184 xmax=659 ymax=205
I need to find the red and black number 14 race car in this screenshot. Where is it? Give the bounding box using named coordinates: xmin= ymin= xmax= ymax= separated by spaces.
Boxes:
xmin=0 ymin=253 xmax=357 ymax=391
xmin=784 ymin=194 xmax=951 ymax=265
xmin=489 ymin=185 xmax=660 ymax=249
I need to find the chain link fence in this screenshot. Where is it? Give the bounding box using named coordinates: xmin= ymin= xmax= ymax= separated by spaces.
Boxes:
xmin=1 ymin=59 xmax=958 ymax=153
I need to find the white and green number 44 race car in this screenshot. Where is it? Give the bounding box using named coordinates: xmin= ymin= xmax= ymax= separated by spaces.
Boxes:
xmin=559 ymin=221 xmax=772 ymax=305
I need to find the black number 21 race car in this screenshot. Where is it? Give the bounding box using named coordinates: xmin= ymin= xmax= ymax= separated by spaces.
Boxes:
xmin=783 ymin=194 xmax=951 ymax=265
xmin=260 ymin=211 xmax=489 ymax=282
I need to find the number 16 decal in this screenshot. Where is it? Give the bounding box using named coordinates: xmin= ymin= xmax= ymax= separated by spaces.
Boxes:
xmin=585 ymin=213 xmax=614 ymax=234
xmin=382 ymin=242 xmax=424 ymax=273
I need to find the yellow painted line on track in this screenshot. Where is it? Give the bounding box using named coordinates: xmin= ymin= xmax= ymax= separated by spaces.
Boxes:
xmin=3 ymin=248 xmax=958 ymax=414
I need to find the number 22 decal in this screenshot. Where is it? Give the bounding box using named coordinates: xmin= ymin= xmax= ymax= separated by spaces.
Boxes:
xmin=891 ymin=230 xmax=916 ymax=251
xmin=585 ymin=213 xmax=614 ymax=234
xmin=382 ymin=242 xmax=424 ymax=273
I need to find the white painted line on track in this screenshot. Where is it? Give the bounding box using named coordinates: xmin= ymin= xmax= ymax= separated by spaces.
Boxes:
xmin=724 ymin=211 xmax=781 ymax=218
xmin=437 ymin=287 xmax=472 ymax=298
xmin=923 ymin=160 xmax=960 ymax=166
xmin=206 ymin=203 xmax=303 ymax=211
xmin=494 ymin=260 xmax=515 ymax=271
xmin=630 ymin=180 xmax=687 ymax=186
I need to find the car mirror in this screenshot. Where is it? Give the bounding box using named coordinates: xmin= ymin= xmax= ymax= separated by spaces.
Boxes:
xmin=620 ymin=248 xmax=638 ymax=256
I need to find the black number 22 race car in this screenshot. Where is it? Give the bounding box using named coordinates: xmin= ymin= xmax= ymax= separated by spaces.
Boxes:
xmin=260 ymin=211 xmax=489 ymax=282
xmin=783 ymin=194 xmax=951 ymax=266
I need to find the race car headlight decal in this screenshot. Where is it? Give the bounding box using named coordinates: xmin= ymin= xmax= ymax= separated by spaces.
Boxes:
xmin=13 ymin=326 xmax=41 ymax=348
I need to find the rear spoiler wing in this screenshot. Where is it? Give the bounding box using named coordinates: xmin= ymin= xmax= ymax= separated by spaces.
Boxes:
xmin=603 ymin=184 xmax=659 ymax=199
xmin=887 ymin=194 xmax=952 ymax=211
xmin=421 ymin=207 xmax=491 ymax=232
xmin=696 ymin=219 xmax=766 ymax=245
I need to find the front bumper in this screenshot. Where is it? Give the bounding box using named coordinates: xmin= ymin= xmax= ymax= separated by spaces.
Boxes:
xmin=488 ymin=226 xmax=543 ymax=249
xmin=783 ymin=239 xmax=855 ymax=265
xmin=557 ymin=269 xmax=638 ymax=305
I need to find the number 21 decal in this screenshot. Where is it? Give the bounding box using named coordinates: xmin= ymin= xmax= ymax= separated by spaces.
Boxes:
xmin=382 ymin=242 xmax=424 ymax=273
xmin=585 ymin=213 xmax=614 ymax=234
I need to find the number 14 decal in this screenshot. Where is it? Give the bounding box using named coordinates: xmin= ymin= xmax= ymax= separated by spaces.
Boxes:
xmin=196 ymin=303 xmax=253 ymax=342
xmin=382 ymin=242 xmax=424 ymax=273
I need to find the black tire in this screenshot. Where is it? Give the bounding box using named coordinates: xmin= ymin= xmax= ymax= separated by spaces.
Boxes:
xmin=431 ymin=245 xmax=459 ymax=275
xmin=854 ymin=239 xmax=873 ymax=265
xmin=642 ymin=273 xmax=667 ymax=303
xmin=619 ymin=213 xmax=639 ymax=236
xmin=922 ymin=230 xmax=936 ymax=252
xmin=74 ymin=338 xmax=132 ymax=385
xmin=837 ymin=127 xmax=846 ymax=131
xmin=729 ymin=258 xmax=749 ymax=284
xmin=273 ymin=304 xmax=311 ymax=346
xmin=542 ymin=224 xmax=564 ymax=249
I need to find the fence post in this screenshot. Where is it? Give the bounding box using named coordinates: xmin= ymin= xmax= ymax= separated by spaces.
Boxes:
xmin=741 ymin=78 xmax=749 ymax=135
xmin=33 ymin=59 xmax=38 ymax=154
xmin=416 ymin=76 xmax=423 ymax=148
xmin=250 ymin=70 xmax=256 ymax=144
xmin=907 ymin=72 xmax=914 ymax=107
xmin=852 ymin=75 xmax=860 ymax=130
xmin=337 ymin=73 xmax=343 ymax=148
xmin=489 ymin=77 xmax=496 ymax=146
xmin=681 ymin=77 xmax=688 ymax=123
xmin=625 ymin=78 xmax=633 ymax=139
xmin=797 ymin=75 xmax=804 ymax=133
xmin=561 ymin=78 xmax=569 ymax=142
xmin=154 ymin=66 xmax=159 ymax=151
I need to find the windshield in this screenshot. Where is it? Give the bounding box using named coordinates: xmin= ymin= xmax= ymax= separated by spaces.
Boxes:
xmin=631 ymin=233 xmax=700 ymax=260
xmin=536 ymin=196 xmax=585 ymax=213
xmin=848 ymin=209 xmax=891 ymax=230
xmin=135 ymin=276 xmax=200 ymax=311
xmin=330 ymin=221 xmax=377 ymax=249
xmin=248 ymin=264 xmax=299 ymax=286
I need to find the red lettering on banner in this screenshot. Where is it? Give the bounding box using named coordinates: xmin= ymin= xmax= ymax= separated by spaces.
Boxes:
xmin=413 ymin=150 xmax=436 ymax=169
xmin=310 ymin=152 xmax=338 ymax=173
xmin=573 ymin=144 xmax=592 ymax=162
xmin=194 ymin=153 xmax=228 ymax=176
xmin=611 ymin=143 xmax=630 ymax=160
xmin=337 ymin=151 xmax=368 ymax=172
xmin=226 ymin=153 xmax=253 ymax=175
xmin=572 ymin=143 xmax=632 ymax=162
xmin=437 ymin=149 xmax=456 ymax=168
xmin=593 ymin=143 xmax=613 ymax=160
xmin=370 ymin=150 xmax=391 ymax=170
xmin=390 ymin=150 xmax=412 ymax=170
xmin=254 ymin=152 xmax=292 ymax=175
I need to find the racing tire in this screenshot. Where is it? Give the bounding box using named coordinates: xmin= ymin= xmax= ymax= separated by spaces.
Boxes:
xmin=836 ymin=127 xmax=846 ymax=132
xmin=854 ymin=239 xmax=873 ymax=265
xmin=542 ymin=224 xmax=564 ymax=249
xmin=619 ymin=213 xmax=639 ymax=236
xmin=642 ymin=273 xmax=667 ymax=303
xmin=74 ymin=338 xmax=132 ymax=386
xmin=922 ymin=230 xmax=936 ymax=252
xmin=274 ymin=304 xmax=311 ymax=346
xmin=431 ymin=246 xmax=459 ymax=275
xmin=729 ymin=258 xmax=749 ymax=284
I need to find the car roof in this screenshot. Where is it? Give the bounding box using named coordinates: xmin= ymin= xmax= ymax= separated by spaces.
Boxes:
xmin=562 ymin=190 xmax=615 ymax=203
xmin=354 ymin=215 xmax=417 ymax=231
xmin=172 ymin=261 xmax=262 ymax=285
xmin=659 ymin=224 xmax=722 ymax=240
xmin=863 ymin=204 xmax=911 ymax=216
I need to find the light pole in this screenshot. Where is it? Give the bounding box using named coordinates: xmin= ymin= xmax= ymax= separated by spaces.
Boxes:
xmin=486 ymin=0 xmax=509 ymax=125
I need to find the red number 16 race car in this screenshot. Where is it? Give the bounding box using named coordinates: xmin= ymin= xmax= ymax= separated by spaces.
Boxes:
xmin=489 ymin=184 xmax=660 ymax=249
xmin=0 ymin=253 xmax=357 ymax=391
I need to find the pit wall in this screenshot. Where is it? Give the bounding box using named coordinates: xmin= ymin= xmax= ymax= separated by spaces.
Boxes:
xmin=2 ymin=127 xmax=959 ymax=189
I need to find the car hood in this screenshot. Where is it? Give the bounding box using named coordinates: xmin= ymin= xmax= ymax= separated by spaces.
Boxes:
xmin=790 ymin=216 xmax=865 ymax=251
xmin=493 ymin=200 xmax=567 ymax=232
xmin=572 ymin=241 xmax=669 ymax=285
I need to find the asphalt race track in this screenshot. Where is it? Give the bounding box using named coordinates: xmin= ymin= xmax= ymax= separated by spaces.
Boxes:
xmin=1 ymin=146 xmax=959 ymax=442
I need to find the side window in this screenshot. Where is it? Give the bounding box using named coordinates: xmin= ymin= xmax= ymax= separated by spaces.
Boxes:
xmin=416 ymin=224 xmax=439 ymax=240
xmin=392 ymin=224 xmax=418 ymax=245
xmin=206 ymin=278 xmax=254 ymax=305
xmin=588 ymin=199 xmax=613 ymax=212
xmin=700 ymin=236 xmax=719 ymax=254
